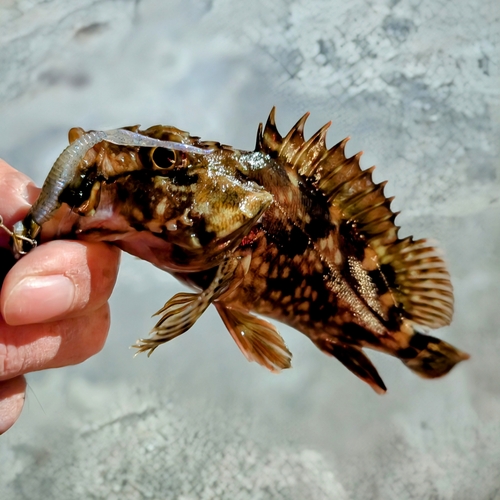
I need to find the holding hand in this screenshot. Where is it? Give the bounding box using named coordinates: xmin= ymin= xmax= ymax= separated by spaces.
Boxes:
xmin=0 ymin=159 xmax=120 ymax=434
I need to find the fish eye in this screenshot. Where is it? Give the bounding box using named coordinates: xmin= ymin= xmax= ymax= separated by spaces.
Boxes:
xmin=150 ymin=147 xmax=177 ymax=169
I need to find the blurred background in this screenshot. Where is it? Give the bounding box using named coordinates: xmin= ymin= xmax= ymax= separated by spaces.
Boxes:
xmin=0 ymin=0 xmax=499 ymax=498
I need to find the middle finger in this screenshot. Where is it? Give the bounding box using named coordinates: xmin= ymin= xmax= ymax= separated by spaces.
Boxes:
xmin=1 ymin=240 xmax=120 ymax=326
xmin=0 ymin=303 xmax=110 ymax=381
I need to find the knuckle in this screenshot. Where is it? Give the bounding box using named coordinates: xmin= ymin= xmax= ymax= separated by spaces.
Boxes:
xmin=89 ymin=305 xmax=111 ymax=355
xmin=64 ymin=304 xmax=110 ymax=365
xmin=0 ymin=337 xmax=25 ymax=380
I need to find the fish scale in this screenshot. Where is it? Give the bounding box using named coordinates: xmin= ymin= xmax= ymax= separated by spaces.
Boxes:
xmin=0 ymin=109 xmax=469 ymax=393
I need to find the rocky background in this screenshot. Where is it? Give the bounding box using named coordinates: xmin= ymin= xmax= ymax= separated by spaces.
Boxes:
xmin=1 ymin=0 xmax=499 ymax=498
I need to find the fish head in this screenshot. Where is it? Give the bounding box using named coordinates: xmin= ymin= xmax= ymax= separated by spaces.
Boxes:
xmin=60 ymin=125 xmax=273 ymax=270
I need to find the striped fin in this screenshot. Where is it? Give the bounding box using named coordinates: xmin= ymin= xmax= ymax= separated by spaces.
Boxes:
xmin=255 ymin=108 xmax=453 ymax=329
xmin=216 ymin=303 xmax=292 ymax=373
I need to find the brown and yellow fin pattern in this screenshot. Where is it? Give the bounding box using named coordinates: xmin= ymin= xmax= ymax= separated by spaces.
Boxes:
xmin=316 ymin=335 xmax=387 ymax=394
xmin=133 ymin=255 xmax=239 ymax=356
xmin=216 ymin=304 xmax=292 ymax=372
xmin=256 ymin=108 xmax=454 ymax=331
xmin=399 ymin=332 xmax=469 ymax=378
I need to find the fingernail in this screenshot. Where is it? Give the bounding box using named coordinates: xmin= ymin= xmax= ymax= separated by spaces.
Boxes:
xmin=3 ymin=275 xmax=75 ymax=325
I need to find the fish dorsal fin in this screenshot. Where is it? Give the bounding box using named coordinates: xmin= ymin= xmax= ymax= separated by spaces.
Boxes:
xmin=256 ymin=108 xmax=453 ymax=329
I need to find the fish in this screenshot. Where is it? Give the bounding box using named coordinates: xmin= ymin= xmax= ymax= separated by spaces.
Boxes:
xmin=0 ymin=108 xmax=469 ymax=393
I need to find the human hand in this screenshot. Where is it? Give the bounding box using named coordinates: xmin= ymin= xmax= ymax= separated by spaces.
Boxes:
xmin=0 ymin=159 xmax=120 ymax=434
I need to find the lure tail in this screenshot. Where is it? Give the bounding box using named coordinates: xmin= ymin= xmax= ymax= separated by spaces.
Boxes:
xmin=399 ymin=332 xmax=470 ymax=379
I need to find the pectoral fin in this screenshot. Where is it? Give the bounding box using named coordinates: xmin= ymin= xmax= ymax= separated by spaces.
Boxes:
xmin=133 ymin=256 xmax=239 ymax=356
xmin=216 ymin=304 xmax=292 ymax=372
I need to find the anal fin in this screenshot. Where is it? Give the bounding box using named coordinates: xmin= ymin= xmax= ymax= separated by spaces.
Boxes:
xmin=317 ymin=337 xmax=387 ymax=394
xmin=216 ymin=304 xmax=292 ymax=373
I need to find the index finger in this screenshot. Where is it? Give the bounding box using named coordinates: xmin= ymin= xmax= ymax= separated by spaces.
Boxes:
xmin=0 ymin=159 xmax=40 ymax=248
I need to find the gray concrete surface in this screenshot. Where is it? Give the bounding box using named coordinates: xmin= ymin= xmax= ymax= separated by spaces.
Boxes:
xmin=0 ymin=0 xmax=499 ymax=498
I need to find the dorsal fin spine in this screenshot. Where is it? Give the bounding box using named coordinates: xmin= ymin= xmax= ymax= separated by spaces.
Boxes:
xmin=293 ymin=122 xmax=331 ymax=174
xmin=262 ymin=107 xmax=282 ymax=152
xmin=279 ymin=113 xmax=311 ymax=163
xmin=257 ymin=109 xmax=454 ymax=330
xmin=255 ymin=122 xmax=264 ymax=151
xmin=359 ymin=207 xmax=396 ymax=225
xmin=343 ymin=185 xmax=380 ymax=209
xmin=343 ymin=184 xmax=390 ymax=213
xmin=324 ymin=165 xmax=375 ymax=203
xmin=282 ymin=112 xmax=309 ymax=147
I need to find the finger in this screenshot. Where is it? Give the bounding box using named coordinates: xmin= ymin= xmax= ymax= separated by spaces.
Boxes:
xmin=1 ymin=240 xmax=120 ymax=326
xmin=0 ymin=375 xmax=26 ymax=434
xmin=0 ymin=303 xmax=110 ymax=381
xmin=0 ymin=159 xmax=39 ymax=247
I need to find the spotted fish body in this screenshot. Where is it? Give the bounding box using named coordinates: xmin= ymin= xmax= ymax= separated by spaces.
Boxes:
xmin=5 ymin=109 xmax=469 ymax=393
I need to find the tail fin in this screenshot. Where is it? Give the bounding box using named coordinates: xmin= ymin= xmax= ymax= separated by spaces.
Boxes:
xmin=399 ymin=332 xmax=469 ymax=378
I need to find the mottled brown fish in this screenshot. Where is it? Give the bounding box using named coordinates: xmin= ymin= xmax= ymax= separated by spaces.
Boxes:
xmin=1 ymin=109 xmax=469 ymax=393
